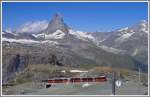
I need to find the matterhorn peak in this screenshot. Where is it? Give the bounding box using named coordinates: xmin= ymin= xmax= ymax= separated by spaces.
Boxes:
xmin=46 ymin=13 xmax=69 ymax=34
xmin=53 ymin=13 xmax=63 ymax=21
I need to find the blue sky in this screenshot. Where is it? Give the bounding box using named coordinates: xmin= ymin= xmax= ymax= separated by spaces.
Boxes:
xmin=2 ymin=2 xmax=148 ymax=32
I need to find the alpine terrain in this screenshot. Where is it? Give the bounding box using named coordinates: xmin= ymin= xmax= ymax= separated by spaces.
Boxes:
xmin=2 ymin=13 xmax=148 ymax=85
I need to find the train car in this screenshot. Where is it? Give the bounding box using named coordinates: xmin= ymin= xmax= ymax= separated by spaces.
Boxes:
xmin=45 ymin=75 xmax=107 ymax=84
xmin=94 ymin=76 xmax=107 ymax=82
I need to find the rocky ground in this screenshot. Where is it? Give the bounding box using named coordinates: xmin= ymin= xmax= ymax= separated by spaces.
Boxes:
xmin=2 ymin=67 xmax=148 ymax=95
xmin=2 ymin=80 xmax=148 ymax=95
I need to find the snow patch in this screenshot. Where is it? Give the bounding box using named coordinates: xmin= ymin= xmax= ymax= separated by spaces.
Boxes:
xmin=2 ymin=37 xmax=58 ymax=45
xmin=2 ymin=38 xmax=39 ymax=44
xmin=45 ymin=30 xmax=65 ymax=39
xmin=41 ymin=40 xmax=58 ymax=45
xmin=32 ymin=33 xmax=45 ymax=38
xmin=69 ymin=30 xmax=95 ymax=41
xmin=99 ymin=45 xmax=126 ymax=54
xmin=34 ymin=30 xmax=65 ymax=39
xmin=116 ymin=31 xmax=135 ymax=43
xmin=2 ymin=30 xmax=18 ymax=36
xmin=118 ymin=27 xmax=129 ymax=32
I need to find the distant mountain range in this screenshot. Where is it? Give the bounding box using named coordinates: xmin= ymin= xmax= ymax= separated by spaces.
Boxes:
xmin=2 ymin=13 xmax=148 ymax=83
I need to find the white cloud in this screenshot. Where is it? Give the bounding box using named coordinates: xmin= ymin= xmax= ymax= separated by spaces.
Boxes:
xmin=5 ymin=28 xmax=13 ymax=33
xmin=16 ymin=20 xmax=48 ymax=34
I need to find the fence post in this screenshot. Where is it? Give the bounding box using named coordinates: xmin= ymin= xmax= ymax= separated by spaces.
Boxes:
xmin=112 ymin=71 xmax=116 ymax=95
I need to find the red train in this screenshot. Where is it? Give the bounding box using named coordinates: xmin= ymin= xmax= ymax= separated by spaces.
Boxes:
xmin=43 ymin=75 xmax=107 ymax=84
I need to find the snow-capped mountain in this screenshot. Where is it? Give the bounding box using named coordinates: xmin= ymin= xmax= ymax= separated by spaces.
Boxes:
xmin=2 ymin=13 xmax=148 ymax=66
xmin=34 ymin=13 xmax=96 ymax=42
xmin=3 ymin=13 xmax=96 ymax=44
xmin=98 ymin=20 xmax=148 ymax=64
xmin=2 ymin=13 xmax=148 ymax=58
xmin=115 ymin=20 xmax=148 ymax=43
xmin=99 ymin=20 xmax=148 ymax=45
xmin=2 ymin=13 xmax=148 ymax=64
